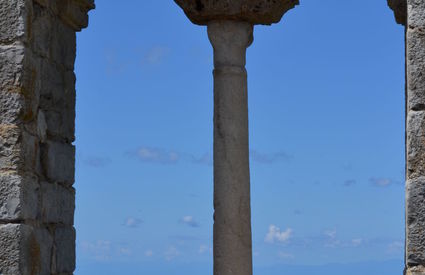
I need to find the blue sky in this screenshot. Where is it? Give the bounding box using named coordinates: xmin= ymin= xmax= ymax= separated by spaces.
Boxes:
xmin=74 ymin=1 xmax=405 ymax=274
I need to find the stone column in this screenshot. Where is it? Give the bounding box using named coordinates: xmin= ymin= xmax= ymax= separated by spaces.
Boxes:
xmin=406 ymin=0 xmax=425 ymax=274
xmin=209 ymin=20 xmax=253 ymax=275
xmin=0 ymin=0 xmax=93 ymax=274
xmin=174 ymin=1 xmax=298 ymax=274
xmin=389 ymin=0 xmax=425 ymax=274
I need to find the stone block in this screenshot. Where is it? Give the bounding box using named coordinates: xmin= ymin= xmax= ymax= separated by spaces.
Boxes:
xmin=54 ymin=226 xmax=75 ymax=273
xmin=407 ymin=27 xmax=425 ymax=111
xmin=0 ymin=0 xmax=31 ymax=43
xmin=0 ymin=124 xmax=41 ymax=175
xmin=407 ymin=111 xmax=425 ymax=179
xmin=32 ymin=3 xmax=53 ymax=58
xmin=0 ymin=173 xmax=39 ymax=221
xmin=407 ymin=265 xmax=425 ymax=275
xmin=406 ymin=177 xmax=425 ymax=266
xmin=50 ymin=19 xmax=76 ymax=70
xmin=41 ymin=141 xmax=75 ymax=185
xmin=39 ymin=61 xmax=75 ymax=141
xmin=408 ymin=0 xmax=425 ymax=28
xmin=41 ymin=182 xmax=74 ymax=225
xmin=0 ymin=224 xmax=52 ymax=275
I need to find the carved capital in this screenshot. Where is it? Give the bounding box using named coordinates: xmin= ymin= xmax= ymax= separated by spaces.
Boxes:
xmin=175 ymin=0 xmax=298 ymax=26
xmin=388 ymin=0 xmax=407 ymax=26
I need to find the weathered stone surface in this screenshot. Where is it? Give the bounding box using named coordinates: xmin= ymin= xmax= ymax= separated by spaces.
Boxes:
xmin=407 ymin=265 xmax=425 ymax=275
xmin=408 ymin=0 xmax=425 ymax=28
xmin=32 ymin=3 xmax=53 ymax=58
xmin=406 ymin=0 xmax=425 ymax=272
xmin=41 ymin=141 xmax=75 ymax=185
xmin=0 ymin=224 xmax=29 ymax=274
xmin=50 ymin=21 xmax=76 ymax=70
xmin=407 ymin=27 xmax=425 ymax=111
xmin=54 ymin=226 xmax=75 ymax=273
xmin=34 ymin=0 xmax=95 ymax=31
xmin=175 ymin=0 xmax=298 ymax=25
xmin=0 ymin=124 xmax=41 ymax=174
xmin=0 ymin=0 xmax=32 ymax=43
xmin=209 ymin=21 xmax=253 ymax=275
xmin=407 ymin=111 xmax=425 ymax=180
xmin=39 ymin=61 xmax=76 ymax=141
xmin=41 ymin=182 xmax=75 ymax=225
xmin=388 ymin=0 xmax=407 ymax=25
xmin=0 ymin=0 xmax=92 ymax=272
xmin=406 ymin=177 xmax=425 ymax=266
xmin=0 ymin=173 xmax=39 ymax=221
xmin=0 ymin=224 xmax=52 ymax=275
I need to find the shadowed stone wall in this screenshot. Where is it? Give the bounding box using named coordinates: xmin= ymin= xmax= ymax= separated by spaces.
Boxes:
xmin=0 ymin=0 xmax=93 ymax=273
xmin=389 ymin=0 xmax=425 ymax=274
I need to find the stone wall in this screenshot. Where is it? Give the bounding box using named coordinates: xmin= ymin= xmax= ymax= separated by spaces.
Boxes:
xmin=405 ymin=1 xmax=425 ymax=274
xmin=0 ymin=0 xmax=93 ymax=274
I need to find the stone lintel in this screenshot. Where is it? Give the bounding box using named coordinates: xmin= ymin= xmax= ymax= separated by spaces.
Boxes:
xmin=388 ymin=0 xmax=407 ymax=26
xmin=34 ymin=0 xmax=95 ymax=31
xmin=174 ymin=0 xmax=298 ymax=26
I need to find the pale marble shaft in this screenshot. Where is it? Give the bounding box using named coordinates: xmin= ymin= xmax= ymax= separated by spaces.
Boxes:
xmin=208 ymin=21 xmax=253 ymax=275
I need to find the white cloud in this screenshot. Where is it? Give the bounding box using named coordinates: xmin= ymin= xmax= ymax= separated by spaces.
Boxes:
xmin=199 ymin=245 xmax=208 ymax=254
xmin=351 ymin=238 xmax=363 ymax=247
xmin=180 ymin=216 xmax=200 ymax=228
xmin=324 ymin=229 xmax=337 ymax=239
xmin=278 ymin=251 xmax=294 ymax=260
xmin=323 ymin=229 xmax=343 ymax=248
xmin=136 ymin=147 xmax=179 ymax=164
xmin=165 ymin=246 xmax=180 ymax=261
xmin=369 ymin=177 xmax=400 ymax=187
xmin=80 ymin=240 xmax=112 ymax=261
xmin=144 ymin=46 xmax=170 ymax=65
xmin=145 ymin=250 xmax=154 ymax=257
xmin=122 ymin=217 xmax=143 ymax=228
xmin=387 ymin=241 xmax=403 ymax=253
xmin=265 ymin=225 xmax=292 ymax=243
xmin=250 ymin=150 xmax=292 ymax=164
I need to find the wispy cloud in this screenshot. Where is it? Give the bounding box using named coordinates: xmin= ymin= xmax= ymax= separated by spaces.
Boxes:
xmin=265 ymin=225 xmax=293 ymax=244
xmin=250 ymin=150 xmax=292 ymax=164
xmin=104 ymin=48 xmax=129 ymax=75
xmin=324 ymin=229 xmax=341 ymax=248
xmin=82 ymin=156 xmax=111 ymax=168
xmin=191 ymin=153 xmax=213 ymax=166
xmin=387 ymin=241 xmax=403 ymax=254
xmin=278 ymin=251 xmax=295 ymax=260
xmin=122 ymin=217 xmax=143 ymax=228
xmin=128 ymin=146 xmax=293 ymax=167
xmin=128 ymin=147 xmax=179 ymax=164
xmin=199 ymin=244 xmax=211 ymax=254
xmin=179 ymin=216 xmax=200 ymax=228
xmin=143 ymin=46 xmax=170 ymax=66
xmin=351 ymin=238 xmax=363 ymax=247
xmin=80 ymin=240 xmax=112 ymax=261
xmin=145 ymin=250 xmax=154 ymax=257
xmin=165 ymin=246 xmax=180 ymax=261
xmin=343 ymin=179 xmax=356 ymax=187
xmin=369 ymin=177 xmax=400 ymax=187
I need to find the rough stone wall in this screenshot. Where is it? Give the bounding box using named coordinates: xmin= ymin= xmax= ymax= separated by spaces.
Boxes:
xmin=0 ymin=0 xmax=93 ymax=274
xmin=405 ymin=1 xmax=425 ymax=274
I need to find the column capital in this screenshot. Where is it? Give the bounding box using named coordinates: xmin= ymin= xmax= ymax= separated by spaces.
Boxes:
xmin=388 ymin=0 xmax=407 ymax=26
xmin=34 ymin=0 xmax=95 ymax=31
xmin=174 ymin=0 xmax=298 ymax=26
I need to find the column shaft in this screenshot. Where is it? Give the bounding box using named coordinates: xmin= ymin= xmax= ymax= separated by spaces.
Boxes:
xmin=208 ymin=20 xmax=253 ymax=275
xmin=406 ymin=0 xmax=425 ymax=274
